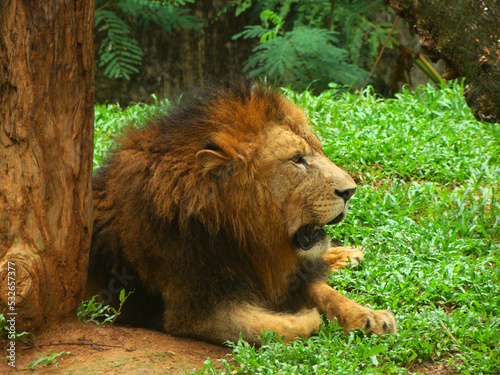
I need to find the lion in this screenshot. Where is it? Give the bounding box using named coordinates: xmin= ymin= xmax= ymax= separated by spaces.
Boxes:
xmin=87 ymin=80 xmax=396 ymax=345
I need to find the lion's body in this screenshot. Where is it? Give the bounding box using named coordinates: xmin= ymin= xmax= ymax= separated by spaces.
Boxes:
xmin=88 ymin=81 xmax=396 ymax=344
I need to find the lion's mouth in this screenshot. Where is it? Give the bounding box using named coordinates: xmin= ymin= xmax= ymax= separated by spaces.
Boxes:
xmin=292 ymin=223 xmax=326 ymax=250
xmin=293 ymin=213 xmax=345 ymax=251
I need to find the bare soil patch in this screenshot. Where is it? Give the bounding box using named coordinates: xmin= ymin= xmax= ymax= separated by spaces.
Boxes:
xmin=411 ymin=361 xmax=459 ymax=375
xmin=2 ymin=320 xmax=230 ymax=374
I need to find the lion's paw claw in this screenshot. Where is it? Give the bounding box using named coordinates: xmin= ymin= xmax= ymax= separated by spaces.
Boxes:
xmin=347 ymin=308 xmax=396 ymax=335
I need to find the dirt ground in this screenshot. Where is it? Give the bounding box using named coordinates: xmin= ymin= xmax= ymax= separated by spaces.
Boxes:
xmin=2 ymin=320 xmax=230 ymax=374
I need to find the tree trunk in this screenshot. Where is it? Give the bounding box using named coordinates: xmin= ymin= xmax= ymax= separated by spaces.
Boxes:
xmin=385 ymin=0 xmax=500 ymax=123
xmin=0 ymin=0 xmax=94 ymax=333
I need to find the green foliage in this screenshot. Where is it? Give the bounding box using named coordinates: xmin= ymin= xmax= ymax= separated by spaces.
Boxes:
xmin=78 ymin=289 xmax=134 ymax=326
xmin=95 ymin=0 xmax=203 ymax=79
xmin=232 ymin=0 xmax=391 ymax=91
xmin=94 ymin=95 xmax=170 ymax=169
xmin=28 ymin=351 xmax=73 ymax=370
xmin=94 ymin=82 xmax=500 ymax=374
xmin=95 ymin=8 xmax=143 ymax=80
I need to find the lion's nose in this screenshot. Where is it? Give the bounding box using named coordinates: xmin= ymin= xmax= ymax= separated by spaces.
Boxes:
xmin=335 ymin=187 xmax=356 ymax=202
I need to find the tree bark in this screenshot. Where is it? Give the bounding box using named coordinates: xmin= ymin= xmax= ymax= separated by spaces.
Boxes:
xmin=0 ymin=0 xmax=94 ymax=332
xmin=385 ymin=0 xmax=500 ymax=123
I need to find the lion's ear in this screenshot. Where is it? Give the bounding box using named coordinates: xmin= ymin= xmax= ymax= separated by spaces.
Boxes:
xmin=196 ymin=149 xmax=233 ymax=180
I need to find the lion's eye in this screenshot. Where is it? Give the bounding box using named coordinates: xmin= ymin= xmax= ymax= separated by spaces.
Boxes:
xmin=291 ymin=153 xmax=306 ymax=164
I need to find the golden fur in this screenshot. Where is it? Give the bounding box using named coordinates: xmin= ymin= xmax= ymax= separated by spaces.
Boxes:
xmin=88 ymin=81 xmax=396 ymax=344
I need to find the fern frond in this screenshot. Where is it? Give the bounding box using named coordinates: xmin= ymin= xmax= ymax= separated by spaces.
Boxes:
xmin=96 ymin=7 xmax=144 ymax=81
xmin=95 ymin=0 xmax=203 ymax=80
xmin=243 ymin=27 xmax=368 ymax=91
xmin=117 ymin=0 xmax=203 ymax=32
xmin=260 ymin=9 xmax=283 ymax=28
xmin=232 ymin=26 xmax=269 ymax=41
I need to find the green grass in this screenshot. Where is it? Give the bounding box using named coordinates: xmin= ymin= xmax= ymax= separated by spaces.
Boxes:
xmin=94 ymin=82 xmax=500 ymax=374
xmin=94 ymin=94 xmax=168 ymax=170
xmin=28 ymin=351 xmax=73 ymax=370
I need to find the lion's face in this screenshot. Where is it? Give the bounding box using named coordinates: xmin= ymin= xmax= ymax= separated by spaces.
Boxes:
xmin=258 ymin=124 xmax=357 ymax=259
xmin=194 ymin=90 xmax=355 ymax=262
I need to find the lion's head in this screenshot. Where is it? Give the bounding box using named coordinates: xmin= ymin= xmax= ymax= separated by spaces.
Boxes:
xmin=194 ymin=97 xmax=356 ymax=258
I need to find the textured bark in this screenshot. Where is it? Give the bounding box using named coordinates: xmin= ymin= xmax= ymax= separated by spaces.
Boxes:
xmin=0 ymin=0 xmax=94 ymax=332
xmin=386 ymin=0 xmax=500 ymax=123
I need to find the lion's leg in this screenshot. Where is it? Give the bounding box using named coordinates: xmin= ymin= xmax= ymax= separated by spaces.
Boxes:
xmin=309 ymin=282 xmax=396 ymax=335
xmin=193 ymin=304 xmax=321 ymax=345
xmin=323 ymin=246 xmax=364 ymax=270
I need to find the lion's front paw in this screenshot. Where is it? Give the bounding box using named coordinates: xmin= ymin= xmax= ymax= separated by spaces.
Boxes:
xmin=344 ymin=307 xmax=396 ymax=335
xmin=323 ymin=246 xmax=364 ymax=270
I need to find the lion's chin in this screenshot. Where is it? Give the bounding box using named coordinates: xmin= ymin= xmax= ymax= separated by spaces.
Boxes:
xmin=327 ymin=212 xmax=346 ymax=225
